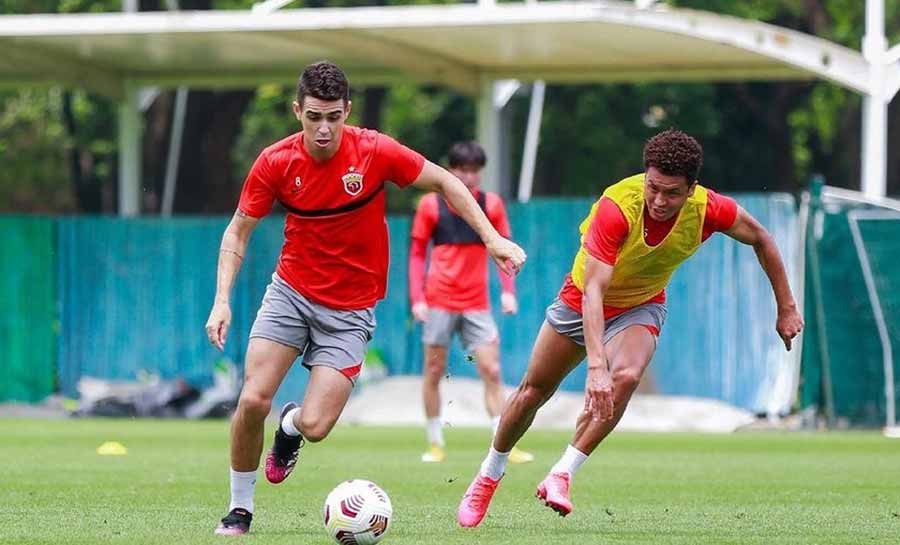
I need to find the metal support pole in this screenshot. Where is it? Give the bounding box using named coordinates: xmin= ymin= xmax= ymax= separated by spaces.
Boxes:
xmin=118 ymin=83 xmax=142 ymax=217
xmin=477 ymin=76 xmax=502 ymax=194
xmin=808 ymin=177 xmax=836 ymax=427
xmin=161 ymin=87 xmax=188 ymax=217
xmin=517 ymin=81 xmax=545 ymax=203
xmin=118 ymin=0 xmax=141 ymax=217
xmin=861 ymin=0 xmax=888 ymax=199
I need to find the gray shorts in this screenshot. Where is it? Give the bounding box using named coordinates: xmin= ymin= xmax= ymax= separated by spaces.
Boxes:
xmin=422 ymin=308 xmax=498 ymax=352
xmin=249 ymin=273 xmax=375 ymax=383
xmin=545 ymin=297 xmax=666 ymax=346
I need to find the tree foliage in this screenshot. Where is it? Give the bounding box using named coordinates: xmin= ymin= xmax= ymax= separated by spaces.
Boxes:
xmin=0 ymin=0 xmax=898 ymax=214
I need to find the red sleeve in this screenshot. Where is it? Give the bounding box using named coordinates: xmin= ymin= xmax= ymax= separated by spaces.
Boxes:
xmin=377 ymin=133 xmax=426 ymax=188
xmin=497 ymin=262 xmax=516 ymax=295
xmin=410 ymin=194 xmax=438 ymax=241
xmin=238 ymin=151 xmax=277 ymax=218
xmin=583 ymin=197 xmax=629 ymax=266
xmin=486 ymin=193 xmax=516 ymax=294
xmin=486 ymin=192 xmax=512 ymax=238
xmin=408 ymin=237 xmax=428 ymax=305
xmin=702 ymin=190 xmax=739 ymax=241
xmin=409 ymin=195 xmax=437 ymax=305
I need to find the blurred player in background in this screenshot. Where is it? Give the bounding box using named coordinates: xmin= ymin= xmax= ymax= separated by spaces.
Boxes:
xmin=409 ymin=141 xmax=533 ymax=465
xmin=204 ymin=61 xmax=526 ymax=536
xmin=457 ymin=129 xmax=803 ymax=527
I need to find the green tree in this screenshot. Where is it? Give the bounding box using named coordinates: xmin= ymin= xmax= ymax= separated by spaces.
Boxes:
xmin=675 ymin=0 xmax=900 ymax=193
xmin=2 ymin=0 xmax=898 ymax=213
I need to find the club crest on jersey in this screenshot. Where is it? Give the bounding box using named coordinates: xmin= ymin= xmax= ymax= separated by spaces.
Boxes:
xmin=342 ymin=171 xmax=364 ymax=196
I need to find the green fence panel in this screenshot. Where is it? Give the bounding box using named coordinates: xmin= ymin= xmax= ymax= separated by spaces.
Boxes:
xmin=801 ymin=197 xmax=900 ymax=426
xmin=40 ymin=191 xmax=801 ymax=413
xmin=0 ymin=217 xmax=55 ymax=402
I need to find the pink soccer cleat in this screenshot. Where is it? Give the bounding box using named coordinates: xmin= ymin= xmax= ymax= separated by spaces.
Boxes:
xmin=457 ymin=473 xmax=502 ymax=528
xmin=536 ymin=472 xmax=573 ymax=516
xmin=264 ymin=402 xmax=304 ymax=484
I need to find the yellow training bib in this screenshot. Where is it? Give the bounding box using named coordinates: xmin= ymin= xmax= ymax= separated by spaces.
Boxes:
xmin=570 ymin=173 xmax=708 ymax=308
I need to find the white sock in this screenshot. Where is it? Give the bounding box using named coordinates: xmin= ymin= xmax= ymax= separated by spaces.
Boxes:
xmin=550 ymin=444 xmax=589 ymax=478
xmin=229 ymin=469 xmax=257 ymax=513
xmin=479 ymin=446 xmax=509 ymax=480
xmin=491 ymin=416 xmax=500 ymax=436
xmin=281 ymin=407 xmax=302 ymax=437
xmin=426 ymin=417 xmax=445 ymax=447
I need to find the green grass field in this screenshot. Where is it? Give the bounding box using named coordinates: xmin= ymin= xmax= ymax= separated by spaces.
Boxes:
xmin=1 ymin=419 xmax=897 ymax=545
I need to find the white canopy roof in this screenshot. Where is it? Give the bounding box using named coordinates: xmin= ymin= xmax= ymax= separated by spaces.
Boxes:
xmin=0 ymin=1 xmax=876 ymax=99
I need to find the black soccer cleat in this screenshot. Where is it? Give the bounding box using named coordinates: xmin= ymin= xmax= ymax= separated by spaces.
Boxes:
xmin=215 ymin=508 xmax=252 ymax=536
xmin=265 ymin=402 xmax=305 ymax=484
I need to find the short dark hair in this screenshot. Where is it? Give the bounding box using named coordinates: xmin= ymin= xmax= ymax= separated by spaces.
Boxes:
xmin=643 ymin=129 xmax=703 ymax=182
xmin=447 ymin=141 xmax=487 ymax=169
xmin=296 ymin=61 xmax=350 ymax=106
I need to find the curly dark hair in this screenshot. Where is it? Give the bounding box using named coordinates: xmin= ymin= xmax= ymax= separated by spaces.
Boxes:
xmin=447 ymin=141 xmax=487 ymax=169
xmin=296 ymin=61 xmax=350 ymax=106
xmin=643 ymin=129 xmax=703 ymax=182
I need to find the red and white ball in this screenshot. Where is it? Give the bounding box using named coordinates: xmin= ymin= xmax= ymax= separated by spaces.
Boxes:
xmin=323 ymin=479 xmax=392 ymax=545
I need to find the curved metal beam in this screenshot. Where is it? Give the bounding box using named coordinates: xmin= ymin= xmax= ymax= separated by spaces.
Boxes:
xmin=0 ymin=2 xmax=872 ymax=95
xmin=3 ymin=42 xmax=123 ymax=98
xmin=567 ymin=3 xmax=871 ymax=94
xmin=272 ymin=30 xmax=479 ymax=96
xmin=886 ymin=54 xmax=900 ymax=100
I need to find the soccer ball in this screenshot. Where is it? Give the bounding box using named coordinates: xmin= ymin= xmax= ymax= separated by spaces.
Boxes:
xmin=323 ymin=479 xmax=392 ymax=545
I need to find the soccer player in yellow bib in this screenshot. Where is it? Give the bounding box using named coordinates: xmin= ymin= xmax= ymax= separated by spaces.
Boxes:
xmin=457 ymin=129 xmax=804 ymax=527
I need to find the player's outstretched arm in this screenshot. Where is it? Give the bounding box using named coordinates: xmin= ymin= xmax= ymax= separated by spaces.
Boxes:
xmin=582 ymin=253 xmax=616 ymax=422
xmin=490 ymin=197 xmax=519 ymax=314
xmin=724 ymin=207 xmax=804 ymax=350
xmin=205 ymin=210 xmax=260 ymax=351
xmin=410 ymin=161 xmax=526 ymax=276
xmin=408 ymin=235 xmax=430 ymax=322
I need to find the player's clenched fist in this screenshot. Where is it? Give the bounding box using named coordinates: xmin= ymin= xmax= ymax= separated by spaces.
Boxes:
xmin=487 ymin=236 xmax=527 ymax=277
xmin=205 ymin=301 xmax=231 ymax=351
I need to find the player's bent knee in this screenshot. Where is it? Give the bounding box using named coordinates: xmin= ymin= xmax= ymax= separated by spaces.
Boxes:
xmin=479 ymin=364 xmax=501 ymax=384
xmin=237 ymin=391 xmax=272 ymax=419
xmin=515 ymin=382 xmax=547 ymax=409
xmin=298 ymin=413 xmax=334 ymax=443
xmin=423 ymin=361 xmax=447 ymax=381
xmin=613 ymin=365 xmax=644 ymax=392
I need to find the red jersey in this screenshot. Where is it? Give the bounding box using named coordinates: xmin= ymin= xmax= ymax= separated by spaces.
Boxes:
xmin=409 ymin=191 xmax=515 ymax=312
xmin=238 ymin=126 xmax=425 ymax=310
xmin=559 ymin=189 xmax=738 ymax=316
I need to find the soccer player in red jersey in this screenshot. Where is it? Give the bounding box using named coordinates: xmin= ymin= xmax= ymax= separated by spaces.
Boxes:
xmin=204 ymin=61 xmax=526 ymax=536
xmin=409 ymin=141 xmax=533 ymax=465
xmin=457 ymin=129 xmax=804 ymax=527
